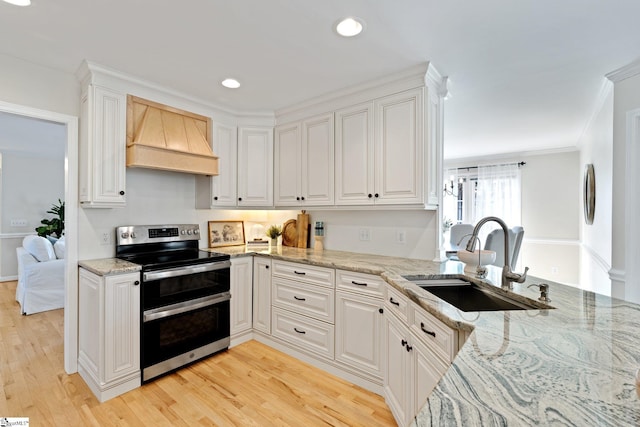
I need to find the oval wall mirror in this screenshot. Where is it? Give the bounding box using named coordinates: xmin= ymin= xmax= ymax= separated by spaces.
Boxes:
xmin=583 ymin=164 xmax=596 ymax=225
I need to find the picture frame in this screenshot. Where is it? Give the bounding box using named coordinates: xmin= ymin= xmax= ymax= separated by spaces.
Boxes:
xmin=208 ymin=220 xmax=245 ymax=247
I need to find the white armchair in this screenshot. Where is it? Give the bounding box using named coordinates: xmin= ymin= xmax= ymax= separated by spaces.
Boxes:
xmin=15 ymin=236 xmax=65 ymax=315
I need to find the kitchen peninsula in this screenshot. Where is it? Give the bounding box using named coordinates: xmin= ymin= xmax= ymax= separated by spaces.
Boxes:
xmin=79 ymin=247 xmax=640 ymax=426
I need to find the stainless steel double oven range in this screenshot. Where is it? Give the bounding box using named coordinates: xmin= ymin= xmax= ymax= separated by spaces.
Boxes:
xmin=115 ymin=224 xmax=231 ymax=382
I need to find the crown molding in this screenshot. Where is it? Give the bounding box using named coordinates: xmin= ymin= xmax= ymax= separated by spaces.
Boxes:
xmin=76 ymin=60 xmax=275 ymax=123
xmin=576 ymin=78 xmax=613 ymax=148
xmin=444 ymin=145 xmax=579 ymax=165
xmin=605 ymin=58 xmax=640 ymax=83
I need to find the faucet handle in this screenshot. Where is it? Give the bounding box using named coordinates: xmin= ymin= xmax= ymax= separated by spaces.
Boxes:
xmin=506 ymin=266 xmax=529 ymax=283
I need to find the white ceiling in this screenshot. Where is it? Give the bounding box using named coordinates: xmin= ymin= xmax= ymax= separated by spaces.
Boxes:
xmin=1 ymin=0 xmax=639 ymax=159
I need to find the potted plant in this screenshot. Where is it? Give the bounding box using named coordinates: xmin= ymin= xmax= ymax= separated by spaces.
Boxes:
xmin=266 ymin=225 xmax=282 ymax=246
xmin=36 ymin=199 xmax=65 ymax=239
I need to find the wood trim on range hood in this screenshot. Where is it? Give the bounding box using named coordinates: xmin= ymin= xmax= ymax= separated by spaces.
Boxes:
xmin=126 ymin=95 xmax=219 ymax=176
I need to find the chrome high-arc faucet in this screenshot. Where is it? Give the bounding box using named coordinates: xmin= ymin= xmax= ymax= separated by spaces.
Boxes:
xmin=465 ymin=216 xmax=529 ymax=288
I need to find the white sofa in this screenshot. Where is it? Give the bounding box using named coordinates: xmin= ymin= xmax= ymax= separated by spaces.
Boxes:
xmin=15 ymin=235 xmax=65 ymax=315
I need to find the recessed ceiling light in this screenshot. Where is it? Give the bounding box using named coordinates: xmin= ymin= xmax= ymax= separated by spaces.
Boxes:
xmin=221 ymin=78 xmax=240 ymax=89
xmin=335 ymin=17 xmax=365 ymax=37
xmin=2 ymin=0 xmax=31 ymax=6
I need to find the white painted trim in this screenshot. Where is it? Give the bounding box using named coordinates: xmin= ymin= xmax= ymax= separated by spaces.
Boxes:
xmin=0 ymin=100 xmax=79 ymax=374
xmin=275 ymin=63 xmax=433 ymax=124
xmin=576 ymin=78 xmax=613 ymax=148
xmin=0 ymin=275 xmax=18 ymax=282
xmin=624 ymin=108 xmax=640 ymax=304
xmin=444 ymin=146 xmax=579 ymax=164
xmin=521 ymin=237 xmax=580 ymax=246
xmin=0 ymin=232 xmax=34 ymax=239
xmin=605 ymin=57 xmax=640 ymax=83
xmin=581 ymin=243 xmax=611 ymax=275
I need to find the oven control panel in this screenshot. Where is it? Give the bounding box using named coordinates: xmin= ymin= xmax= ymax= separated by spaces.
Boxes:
xmin=116 ymin=224 xmax=200 ymax=246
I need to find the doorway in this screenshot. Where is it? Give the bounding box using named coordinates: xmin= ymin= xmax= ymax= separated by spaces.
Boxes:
xmin=0 ymin=100 xmax=78 ymax=374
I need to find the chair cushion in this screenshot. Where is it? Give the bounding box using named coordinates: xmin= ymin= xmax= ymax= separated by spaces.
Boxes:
xmin=54 ymin=237 xmax=66 ymax=259
xmin=23 ymin=235 xmax=56 ymax=262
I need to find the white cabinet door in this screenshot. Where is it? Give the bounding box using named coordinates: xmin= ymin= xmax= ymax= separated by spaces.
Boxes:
xmin=335 ymin=103 xmax=375 ymax=205
xmin=335 ymin=291 xmax=384 ymax=379
xmin=374 ymin=88 xmax=424 ymax=205
xmin=384 ymin=311 xmax=411 ymax=426
xmin=412 ymin=335 xmax=449 ymax=416
xmin=104 ymin=272 xmax=140 ymax=383
xmin=211 ymin=122 xmax=238 ymax=207
xmin=302 ymin=113 xmax=334 ymax=205
xmin=79 ymin=84 xmax=127 ymax=208
xmin=274 ymin=123 xmax=301 ymax=205
xmin=238 ymin=127 xmax=273 ymax=207
xmin=231 ymin=257 xmax=253 ymax=336
xmin=252 ymin=257 xmax=272 ymax=334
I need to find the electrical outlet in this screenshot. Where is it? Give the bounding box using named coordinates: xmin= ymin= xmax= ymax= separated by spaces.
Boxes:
xmin=551 ymin=266 xmax=559 ymax=275
xmin=359 ymin=228 xmax=371 ymax=241
xmin=101 ymin=232 xmax=112 ymax=245
xmin=10 ymin=219 xmax=27 ymax=227
xmin=396 ymin=230 xmax=406 ymax=244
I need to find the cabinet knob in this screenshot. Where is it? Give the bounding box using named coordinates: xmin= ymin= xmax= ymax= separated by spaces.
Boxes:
xmin=238 ymin=197 xmax=242 ymax=201
xmin=265 ymin=265 xmax=269 ymax=269
xmin=134 ymin=280 xmax=140 ymax=286
xmin=119 ymin=190 xmax=125 ymax=196
xmin=368 ymin=194 xmax=373 ymax=198
xmin=214 ymin=196 xmax=218 ymax=201
xmin=301 ymin=196 xmax=305 ymax=201
xmin=378 ymin=308 xmax=384 ymax=314
xmin=374 ymin=193 xmax=379 ymax=198
xmin=296 ymin=197 xmax=300 ymax=201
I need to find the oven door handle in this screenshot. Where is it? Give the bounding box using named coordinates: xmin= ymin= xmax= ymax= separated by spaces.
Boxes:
xmin=143 ymin=260 xmax=232 ymax=282
xmin=143 ymin=292 xmax=231 ymax=322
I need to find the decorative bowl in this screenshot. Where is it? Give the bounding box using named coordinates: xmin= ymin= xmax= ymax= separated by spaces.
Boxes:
xmin=457 ymin=250 xmax=496 ymax=270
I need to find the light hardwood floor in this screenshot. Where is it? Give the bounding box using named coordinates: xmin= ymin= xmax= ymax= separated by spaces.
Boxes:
xmin=0 ymin=280 xmax=395 ymax=426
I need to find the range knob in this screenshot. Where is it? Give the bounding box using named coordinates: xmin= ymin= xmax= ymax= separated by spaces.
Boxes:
xmin=181 ymin=230 xmax=186 ymax=235
xmin=187 ymin=229 xmax=193 ymax=235
xmin=194 ymin=229 xmax=200 ymax=234
xmin=121 ymin=232 xmax=130 ymax=239
xmin=130 ymin=232 xmax=136 ymax=239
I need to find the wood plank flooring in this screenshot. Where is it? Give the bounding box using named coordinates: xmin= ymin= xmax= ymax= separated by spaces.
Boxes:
xmin=0 ymin=280 xmax=396 ymax=426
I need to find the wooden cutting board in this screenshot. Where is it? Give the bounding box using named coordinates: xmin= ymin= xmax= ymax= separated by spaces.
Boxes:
xmin=297 ymin=212 xmax=309 ymax=248
xmin=282 ymin=219 xmax=298 ymax=247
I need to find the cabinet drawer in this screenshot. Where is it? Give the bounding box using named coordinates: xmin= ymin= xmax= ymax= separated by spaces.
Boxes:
xmin=385 ymin=285 xmax=410 ymax=323
xmin=272 ymin=307 xmax=334 ymax=360
xmin=272 ymin=260 xmax=335 ymax=288
xmin=411 ymin=304 xmax=457 ymax=363
xmin=336 ymin=270 xmax=385 ymax=298
xmin=272 ymin=277 xmax=334 ymax=323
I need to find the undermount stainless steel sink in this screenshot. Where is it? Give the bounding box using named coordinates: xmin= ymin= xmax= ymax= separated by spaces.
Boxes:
xmin=405 ymin=277 xmax=553 ymax=312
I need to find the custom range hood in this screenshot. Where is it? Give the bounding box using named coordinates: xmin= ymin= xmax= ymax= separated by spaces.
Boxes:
xmin=126 ymin=95 xmax=219 ymax=176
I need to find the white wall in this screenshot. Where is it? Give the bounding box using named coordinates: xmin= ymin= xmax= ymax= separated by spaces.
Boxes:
xmin=1 ymin=150 xmax=65 ymax=279
xmin=0 ymin=53 xmax=79 ymax=116
xmin=307 ymin=209 xmax=438 ymax=260
xmin=445 ymin=150 xmax=581 ymax=284
xmin=578 ymin=85 xmax=613 ymax=295
xmin=611 ymin=70 xmax=640 ymax=302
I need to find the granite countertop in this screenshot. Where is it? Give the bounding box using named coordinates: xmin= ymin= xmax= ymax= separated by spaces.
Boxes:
xmin=78 ymin=258 xmax=141 ymax=276
xmin=84 ymin=246 xmax=640 ymax=425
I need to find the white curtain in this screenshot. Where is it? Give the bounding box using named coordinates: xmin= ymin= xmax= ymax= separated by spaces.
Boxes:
xmin=474 ymin=163 xmax=522 ymax=244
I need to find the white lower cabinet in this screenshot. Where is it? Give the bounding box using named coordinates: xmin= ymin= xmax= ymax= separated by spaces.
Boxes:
xmin=335 ymin=269 xmax=385 ymax=380
xmin=384 ymin=285 xmax=456 ymax=427
xmin=231 ymin=257 xmax=253 ymax=338
xmin=272 ymin=306 xmax=335 ymax=360
xmin=78 ymin=268 xmax=140 ymax=402
xmin=252 ymin=257 xmax=272 ymax=334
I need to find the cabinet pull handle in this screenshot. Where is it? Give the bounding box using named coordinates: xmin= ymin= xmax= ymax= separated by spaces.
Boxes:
xmin=401 ymin=339 xmax=407 ymax=347
xmin=421 ymin=322 xmax=436 ymax=338
xmin=351 ymin=280 xmax=368 ymax=286
xmin=294 ymin=328 xmax=306 ymax=334
xmin=294 ymin=270 xmax=306 ymax=275
xmin=406 ymin=344 xmax=413 ymax=352
xmin=389 ymin=298 xmax=400 ymax=306
xmin=294 ymin=296 xmax=306 ymax=301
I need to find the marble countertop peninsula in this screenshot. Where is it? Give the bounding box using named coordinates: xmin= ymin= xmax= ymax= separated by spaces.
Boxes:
xmin=211 ymin=245 xmax=640 ymax=426
xmin=78 ymin=258 xmax=141 ymax=276
xmin=85 ymin=246 xmax=640 ymax=425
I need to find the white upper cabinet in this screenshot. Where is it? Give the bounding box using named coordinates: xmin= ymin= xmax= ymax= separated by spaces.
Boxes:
xmin=79 ymin=84 xmax=127 ymax=208
xmin=274 ymin=113 xmax=334 ymax=207
xmin=336 ymin=88 xmax=425 ymax=206
xmin=210 ymin=122 xmax=238 ymax=207
xmin=335 ymin=103 xmax=375 ymax=205
xmin=237 ymin=127 xmax=274 ymax=207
